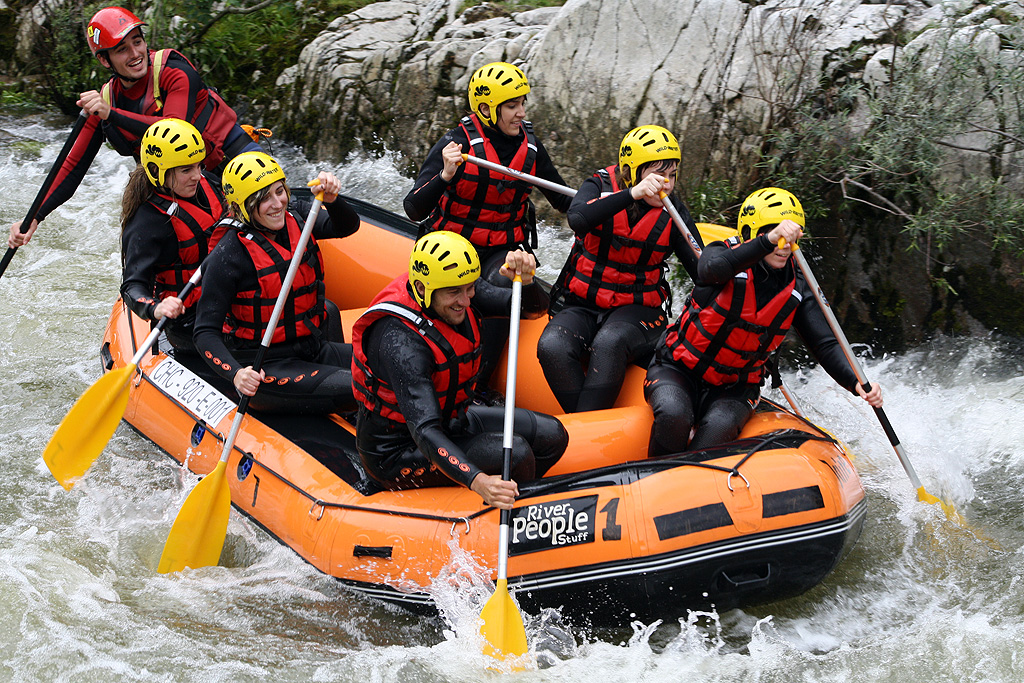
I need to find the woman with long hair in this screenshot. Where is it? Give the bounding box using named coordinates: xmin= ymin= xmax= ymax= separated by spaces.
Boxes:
xmin=120 ymin=118 xmax=226 ymax=352
xmin=193 ymin=152 xmax=360 ymax=414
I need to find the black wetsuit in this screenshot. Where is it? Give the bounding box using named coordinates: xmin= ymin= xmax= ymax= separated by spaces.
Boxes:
xmin=646 ymin=234 xmax=861 ymax=455
xmin=193 ymin=196 xmax=360 ymax=414
xmin=120 ymin=173 xmax=222 ymax=351
xmin=538 ymin=177 xmax=703 ymax=413
xmin=404 ymin=121 xmax=573 ymax=390
xmin=356 ymin=278 xmax=568 ymax=491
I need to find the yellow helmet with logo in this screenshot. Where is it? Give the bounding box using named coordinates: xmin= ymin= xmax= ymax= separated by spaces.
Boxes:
xmin=408 ymin=231 xmax=481 ymax=309
xmin=618 ymin=125 xmax=681 ymax=188
xmin=221 ymin=151 xmax=286 ymax=223
xmin=467 ymin=62 xmax=531 ymax=126
xmin=140 ymin=118 xmax=206 ymax=187
xmin=737 ymin=188 xmax=805 ymax=241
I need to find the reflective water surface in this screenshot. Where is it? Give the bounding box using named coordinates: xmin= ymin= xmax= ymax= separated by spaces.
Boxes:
xmin=1 ymin=112 xmax=1022 ymax=682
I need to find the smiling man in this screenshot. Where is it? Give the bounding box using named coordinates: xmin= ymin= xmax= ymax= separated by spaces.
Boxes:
xmin=8 ymin=6 xmax=261 ymax=250
xmin=351 ymin=231 xmax=568 ymax=509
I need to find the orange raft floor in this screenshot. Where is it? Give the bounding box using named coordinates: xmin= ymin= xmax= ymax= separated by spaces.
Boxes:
xmin=100 ymin=197 xmax=866 ymax=627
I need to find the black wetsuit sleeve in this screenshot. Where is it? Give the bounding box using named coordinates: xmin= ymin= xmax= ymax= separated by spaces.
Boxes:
xmin=404 ymin=128 xmax=469 ymax=221
xmin=36 ymin=115 xmax=105 ymax=221
xmin=290 ymin=195 xmax=361 ymax=240
xmin=193 ymin=233 xmax=254 ymax=383
xmin=120 ymin=204 xmax=181 ymax=321
xmin=696 ymin=234 xmax=775 ymax=285
xmin=566 ymin=175 xmax=632 ymax=237
xmin=533 ymin=139 xmax=573 ymax=213
xmin=367 ymin=318 xmax=484 ymax=487
xmin=791 ymin=273 xmax=860 ymax=393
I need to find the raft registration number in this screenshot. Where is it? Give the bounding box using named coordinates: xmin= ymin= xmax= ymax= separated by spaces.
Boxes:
xmin=148 ymin=357 xmax=235 ymax=428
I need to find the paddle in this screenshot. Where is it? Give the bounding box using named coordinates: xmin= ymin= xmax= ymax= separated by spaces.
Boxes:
xmin=479 ymin=274 xmax=529 ymax=667
xmin=461 ymin=153 xmax=575 ymax=197
xmin=785 ymin=238 xmax=965 ymax=524
xmin=461 ymin=154 xmax=714 ymax=255
xmin=157 ymin=186 xmax=324 ymax=574
xmin=43 ymin=267 xmax=205 ymax=490
xmin=0 ymin=110 xmax=90 ymax=280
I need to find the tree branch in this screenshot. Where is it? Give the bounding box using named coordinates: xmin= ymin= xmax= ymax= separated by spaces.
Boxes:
xmin=186 ymin=0 xmax=278 ymax=46
xmin=836 ymin=174 xmax=912 ymax=218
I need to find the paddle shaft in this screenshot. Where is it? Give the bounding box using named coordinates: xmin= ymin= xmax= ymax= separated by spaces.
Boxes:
xmin=128 ymin=266 xmax=204 ymax=366
xmin=462 ymin=154 xmax=576 ymax=198
xmin=461 ymin=154 xmax=703 ymax=260
xmin=658 ymin=191 xmax=703 ymax=260
xmin=0 ymin=110 xmax=90 ymax=280
xmin=790 ymin=246 xmax=923 ymax=489
xmin=217 ymin=194 xmax=324 ymax=456
xmin=497 ymin=276 xmax=524 ymax=582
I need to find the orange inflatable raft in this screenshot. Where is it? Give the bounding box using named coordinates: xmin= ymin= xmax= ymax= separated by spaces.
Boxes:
xmin=100 ymin=197 xmax=866 ymax=626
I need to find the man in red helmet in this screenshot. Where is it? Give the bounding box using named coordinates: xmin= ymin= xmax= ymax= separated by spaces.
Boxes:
xmin=8 ymin=6 xmax=261 ymax=249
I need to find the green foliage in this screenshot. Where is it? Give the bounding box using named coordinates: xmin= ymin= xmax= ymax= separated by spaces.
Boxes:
xmin=0 ymin=86 xmax=48 ymax=114
xmin=30 ymin=0 xmax=382 ymax=118
xmin=150 ymin=0 xmax=331 ymax=112
xmin=685 ymin=178 xmax=735 ymax=225
xmin=36 ymin=1 xmax=107 ymax=114
xmin=758 ymin=22 xmax=1024 ymax=260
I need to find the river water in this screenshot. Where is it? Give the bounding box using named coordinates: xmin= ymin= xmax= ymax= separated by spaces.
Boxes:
xmin=1 ymin=111 xmax=1023 ymax=682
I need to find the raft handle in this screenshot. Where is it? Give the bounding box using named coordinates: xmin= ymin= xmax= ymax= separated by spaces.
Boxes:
xmin=353 ymin=545 xmax=393 ymax=559
xmin=717 ymin=563 xmax=772 ymax=592
xmin=309 ymin=500 xmax=325 ymax=521
xmin=451 ymin=518 xmax=470 ymax=536
xmin=727 ymin=470 xmax=750 ymax=492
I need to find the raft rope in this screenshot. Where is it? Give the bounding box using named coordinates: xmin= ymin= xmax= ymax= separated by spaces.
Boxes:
xmin=123 ymin=312 xmax=842 ymax=525
xmin=518 ymin=428 xmax=839 ymax=502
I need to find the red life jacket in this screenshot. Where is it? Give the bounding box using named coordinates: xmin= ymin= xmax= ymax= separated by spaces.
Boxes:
xmin=351 ymin=275 xmax=481 ymax=424
xmin=100 ymin=49 xmax=237 ymax=168
xmin=666 ymin=248 xmax=802 ymax=385
xmin=149 ymin=176 xmax=225 ymax=308
xmin=429 ymin=114 xmax=538 ymax=247
xmin=563 ymin=166 xmax=673 ymax=309
xmin=222 ymin=212 xmax=325 ymax=344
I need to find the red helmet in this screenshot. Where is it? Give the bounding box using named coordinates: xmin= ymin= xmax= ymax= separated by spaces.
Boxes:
xmin=86 ymin=7 xmax=146 ymax=56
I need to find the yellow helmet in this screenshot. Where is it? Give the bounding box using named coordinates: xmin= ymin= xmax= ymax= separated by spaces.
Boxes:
xmin=618 ymin=125 xmax=681 ymax=188
xmin=467 ymin=62 xmax=531 ymax=126
xmin=221 ymin=151 xmax=286 ymax=223
xmin=409 ymin=231 xmax=481 ymax=309
xmin=140 ymin=118 xmax=206 ymax=187
xmin=737 ymin=188 xmax=805 ymax=241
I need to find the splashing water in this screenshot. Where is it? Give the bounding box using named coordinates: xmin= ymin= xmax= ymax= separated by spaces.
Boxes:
xmin=2 ymin=112 xmax=1024 ymax=681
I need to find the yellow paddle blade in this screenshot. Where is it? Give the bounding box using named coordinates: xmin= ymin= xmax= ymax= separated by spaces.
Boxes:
xmin=42 ymin=363 xmax=136 ymax=490
xmin=695 ymin=222 xmax=734 ymax=245
xmin=917 ymin=486 xmax=969 ymax=527
xmin=157 ymin=460 xmax=231 ymax=574
xmin=480 ymin=578 xmax=528 ymax=668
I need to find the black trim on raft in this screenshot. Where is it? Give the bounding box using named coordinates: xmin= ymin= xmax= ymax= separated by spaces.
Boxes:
xmin=655 ymin=503 xmax=733 ymax=540
xmin=321 ymin=500 xmax=868 ymax=626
